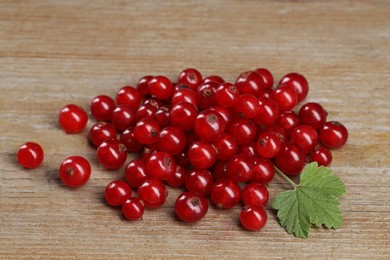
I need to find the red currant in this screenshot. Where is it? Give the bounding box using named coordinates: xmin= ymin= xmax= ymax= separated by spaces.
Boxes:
xmin=235 ymin=71 xmax=265 ymax=97
xmin=166 ymin=165 xmax=187 ymax=187
xmin=275 ymin=143 xmax=306 ymax=176
xmin=171 ymin=88 xmax=198 ymax=107
xmin=194 ymin=109 xmax=226 ymax=141
xmin=238 ymin=141 xmax=257 ymax=158
xmin=146 ymin=151 xmax=176 ymax=181
xmin=137 ymin=179 xmax=167 ymax=209
xmin=210 ymin=178 xmax=241 ymax=209
xmin=136 ymin=75 xmax=153 ymax=97
xmin=228 ymin=119 xmax=258 ymax=145
xmin=175 ymin=192 xmax=208 ymax=223
xmin=254 ymin=68 xmax=274 ymax=89
xmin=59 ymin=156 xmax=91 ymax=188
xmin=104 ymin=180 xmax=132 ymax=207
xmin=111 ymin=105 xmax=136 ymax=132
xmin=290 ymin=125 xmax=319 ymax=154
xmin=116 ymin=86 xmax=142 ymax=109
xmin=156 ymin=126 xmax=187 ymax=155
xmin=241 ymin=183 xmax=269 ymax=207
xmin=215 ymin=82 xmax=239 ymax=107
xmin=122 ymin=197 xmax=144 ymax=221
xmin=253 ymin=97 xmax=280 ymax=126
xmin=170 ymin=102 xmax=198 ymax=130
xmin=89 ymin=122 xmax=117 ymax=147
xmin=319 ymin=121 xmax=348 ymax=149
xmin=212 ymin=133 xmax=238 ymax=160
xmin=124 ymin=159 xmax=150 ymax=188
xmin=188 ymin=140 xmax=217 ymax=169
xmin=213 ymin=160 xmax=228 ymax=181
xmin=148 ymin=75 xmax=174 ymax=100
xmin=272 ymin=85 xmax=298 ymax=111
xmin=227 ymin=154 xmax=255 ymax=183
xmin=299 ymin=102 xmax=327 ymax=130
xmin=135 ymin=102 xmax=158 ymax=121
xmin=154 ymin=105 xmax=171 ymax=128
xmin=251 ymin=157 xmax=275 ymax=185
xmin=240 ymin=206 xmax=267 ymax=231
xmin=185 ymin=169 xmax=214 ymax=197
xmin=234 ymin=94 xmax=260 ymax=119
xmin=276 ymin=110 xmax=300 ymax=135
xmin=203 ymin=75 xmax=224 ymax=84
xmin=17 ymin=142 xmax=44 ymax=169
xmin=90 ymin=95 xmax=115 ymax=121
xmin=279 ymin=72 xmax=309 ymax=103
xmin=196 ymin=82 xmax=218 ymax=109
xmin=256 ymin=132 xmax=281 ymax=158
xmin=58 ymin=104 xmax=88 ymax=133
xmin=134 ymin=118 xmax=161 ymax=145
xmin=97 ymin=139 xmax=127 ymax=170
xmin=310 ymin=146 xmax=332 ymax=166
xmin=177 ymin=68 xmax=203 ymax=90
xmin=120 ymin=127 xmax=144 ymax=153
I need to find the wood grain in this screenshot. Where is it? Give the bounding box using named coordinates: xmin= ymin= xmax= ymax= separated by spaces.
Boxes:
xmin=1 ymin=0 xmax=389 ymax=258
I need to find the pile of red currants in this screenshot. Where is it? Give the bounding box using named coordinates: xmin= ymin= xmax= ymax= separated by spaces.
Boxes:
xmin=16 ymin=68 xmax=348 ymax=232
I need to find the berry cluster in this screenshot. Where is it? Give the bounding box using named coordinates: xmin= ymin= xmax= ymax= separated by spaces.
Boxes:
xmin=16 ymin=68 xmax=348 ymax=232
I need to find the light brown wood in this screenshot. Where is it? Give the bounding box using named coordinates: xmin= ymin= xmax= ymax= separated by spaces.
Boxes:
xmin=1 ymin=0 xmax=389 ymax=258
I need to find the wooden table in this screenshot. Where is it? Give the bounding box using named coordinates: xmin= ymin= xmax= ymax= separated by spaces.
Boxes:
xmin=1 ymin=0 xmax=389 ymax=258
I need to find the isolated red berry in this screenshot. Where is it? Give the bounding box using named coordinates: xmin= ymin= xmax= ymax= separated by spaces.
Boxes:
xmin=310 ymin=146 xmax=333 ymax=166
xmin=105 ymin=180 xmax=132 ymax=207
xmin=272 ymin=85 xmax=298 ymax=112
xmin=299 ymin=102 xmax=327 ymax=130
xmin=17 ymin=142 xmax=44 ymax=169
xmin=319 ymin=121 xmax=348 ymax=149
xmin=97 ymin=139 xmax=127 ymax=170
xmin=137 ymin=179 xmax=167 ymax=209
xmin=251 ymin=157 xmax=275 ymax=185
xmin=240 ymin=206 xmax=267 ymax=231
xmin=170 ymin=102 xmax=198 ymax=130
xmin=59 ymin=156 xmax=91 ymax=188
xmin=122 ymin=197 xmax=144 ymax=221
xmin=58 ymin=104 xmax=88 ymax=133
xmin=241 ymin=183 xmax=269 ymax=207
xmin=175 ymin=192 xmax=209 ymax=223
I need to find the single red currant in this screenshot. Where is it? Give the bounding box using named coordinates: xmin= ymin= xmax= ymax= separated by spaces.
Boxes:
xmin=137 ymin=179 xmax=167 ymax=209
xmin=146 ymin=152 xmax=176 ymax=181
xmin=194 ymin=109 xmax=226 ymax=141
xmin=275 ymin=143 xmax=306 ymax=176
xmin=185 ymin=169 xmax=214 ymax=197
xmin=156 ymin=126 xmax=187 ymax=155
xmin=17 ymin=142 xmax=44 ymax=169
xmin=241 ymin=183 xmax=269 ymax=207
xmin=227 ymin=154 xmax=255 ymax=183
xmin=279 ymin=72 xmax=309 ymax=103
xmin=299 ymin=102 xmax=327 ymax=130
xmin=253 ymin=97 xmax=280 ymax=126
xmin=175 ymin=192 xmax=209 ymax=223
xmin=135 ymin=102 xmax=158 ymax=121
xmin=203 ymin=75 xmax=225 ymax=84
xmin=234 ymin=94 xmax=260 ymax=119
xmin=59 ymin=156 xmax=91 ymax=188
xmin=120 ymin=127 xmax=144 ymax=153
xmin=166 ymin=165 xmax=187 ymax=187
xmin=116 ymin=86 xmax=142 ymax=109
xmin=251 ymin=157 xmax=275 ymax=185
xmin=170 ymin=102 xmax=198 ymax=130
xmin=212 ymin=133 xmax=238 ymax=160
xmin=105 ymin=180 xmax=132 ymax=207
xmin=210 ymin=178 xmax=241 ymax=209
xmin=58 ymin=104 xmax=88 ymax=133
xmin=124 ymin=159 xmax=150 ymax=188
xmin=122 ymin=197 xmax=144 ymax=221
xmin=256 ymin=132 xmax=281 ymax=158
xmin=215 ymin=82 xmax=240 ymax=107
xmin=148 ymin=75 xmax=174 ymax=100
xmin=90 ymin=95 xmax=115 ymax=121
xmin=238 ymin=141 xmax=258 ymax=158
xmin=262 ymin=125 xmax=287 ymax=144
xmin=154 ymin=105 xmax=171 ymax=129
xmin=209 ymin=105 xmax=233 ymax=127
xmin=290 ymin=125 xmax=319 ymax=154
xmin=276 ymin=110 xmax=300 ymax=135
xmin=240 ymin=206 xmax=267 ymax=231
xmin=187 ymin=141 xmax=217 ymax=169
xmin=254 ymin=68 xmax=274 ymax=89
xmin=272 ymin=85 xmax=298 ymax=112
xmin=134 ymin=118 xmax=161 ymax=145
xmin=319 ymin=121 xmax=348 ymax=149
xmin=89 ymin=122 xmax=117 ymax=147
xmin=196 ymin=82 xmax=218 ymax=109
xmin=310 ymin=146 xmax=332 ymax=166
xmin=235 ymin=71 xmax=265 ymax=97
xmin=136 ymin=75 xmax=153 ymax=97
xmin=97 ymin=139 xmax=127 ymax=170
xmin=111 ymin=105 xmax=136 ymax=132
xmin=177 ymin=68 xmax=203 ymax=90
xmin=228 ymin=119 xmax=258 ymax=145
xmin=171 ymin=88 xmax=198 ymax=107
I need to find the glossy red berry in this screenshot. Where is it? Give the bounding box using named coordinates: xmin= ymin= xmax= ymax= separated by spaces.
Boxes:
xmin=17 ymin=142 xmax=44 ymax=169
xmin=188 ymin=141 xmax=217 ymax=169
xmin=212 ymin=133 xmax=238 ymax=160
xmin=137 ymin=179 xmax=167 ymax=209
xmin=276 ymin=110 xmax=300 ymax=135
xmin=290 ymin=125 xmax=319 ymax=154
xmin=175 ymin=192 xmax=209 ymax=223
xmin=97 ymin=139 xmax=127 ymax=170
xmin=135 ymin=102 xmax=158 ymax=121
xmin=116 ymin=86 xmax=142 ymax=109
xmin=59 ymin=156 xmax=91 ymax=188
xmin=215 ymin=82 xmax=240 ymax=107
xmin=251 ymin=157 xmax=275 ymax=185
xmin=275 ymin=143 xmax=306 ymax=176
xmin=238 ymin=141 xmax=257 ymax=158
xmin=166 ymin=165 xmax=187 ymax=187
xmin=253 ymin=97 xmax=280 ymax=126
xmin=234 ymin=94 xmax=260 ymax=119
xmin=319 ymin=121 xmax=348 ymax=149
xmin=111 ymin=105 xmax=136 ymax=132
xmin=203 ymin=75 xmax=224 ymax=84
xmin=154 ymin=105 xmax=171 ymax=128
xmin=146 ymin=152 xmax=176 ymax=181
xmin=124 ymin=159 xmax=150 ymax=188
xmin=240 ymin=206 xmax=267 ymax=231
xmin=185 ymin=169 xmax=214 ymax=197
xmin=279 ymin=72 xmax=309 ymax=103
xmin=262 ymin=125 xmax=287 ymax=144
xmin=256 ymin=132 xmax=281 ymax=158
xmin=227 ymin=154 xmax=255 ymax=183
xmin=241 ymin=183 xmax=269 ymax=207
xmin=177 ymin=68 xmax=203 ymax=90
xmin=171 ymin=88 xmax=198 ymax=107
xmin=228 ymin=119 xmax=258 ymax=145
xmin=209 ymin=105 xmax=233 ymax=127
xmin=156 ymin=126 xmax=187 ymax=155
xmin=299 ymin=102 xmax=327 ymax=130
xmin=210 ymin=178 xmax=241 ymax=209
xmin=148 ymin=75 xmax=174 ymax=100
xmin=254 ymin=68 xmax=274 ymax=89
xmin=170 ymin=102 xmax=198 ymax=130
xmin=134 ymin=118 xmax=161 ymax=145
xmin=89 ymin=122 xmax=117 ymax=147
xmin=90 ymin=95 xmax=115 ymax=121
xmin=310 ymin=146 xmax=332 ymax=166
xmin=58 ymin=104 xmax=88 ymax=133
xmin=196 ymin=82 xmax=218 ymax=109
xmin=235 ymin=71 xmax=265 ymax=97
xmin=122 ymin=197 xmax=144 ymax=221
xmin=120 ymin=127 xmax=144 ymax=153
xmin=272 ymin=85 xmax=298 ymax=111
xmin=105 ymin=180 xmax=132 ymax=207
xmin=194 ymin=109 xmax=226 ymax=141
xmin=136 ymin=75 xmax=153 ymax=97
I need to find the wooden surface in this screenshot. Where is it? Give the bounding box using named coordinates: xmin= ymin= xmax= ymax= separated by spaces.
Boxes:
xmin=1 ymin=0 xmax=389 ymax=258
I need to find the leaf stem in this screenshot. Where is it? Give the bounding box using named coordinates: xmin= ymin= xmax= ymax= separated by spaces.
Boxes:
xmin=274 ymin=166 xmax=298 ymax=189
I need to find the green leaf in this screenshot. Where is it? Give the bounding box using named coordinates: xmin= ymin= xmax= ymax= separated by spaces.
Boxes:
xmin=272 ymin=162 xmax=347 ymax=239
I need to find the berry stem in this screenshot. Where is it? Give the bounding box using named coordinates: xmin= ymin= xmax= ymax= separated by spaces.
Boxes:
xmin=274 ymin=166 xmax=298 ymax=189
